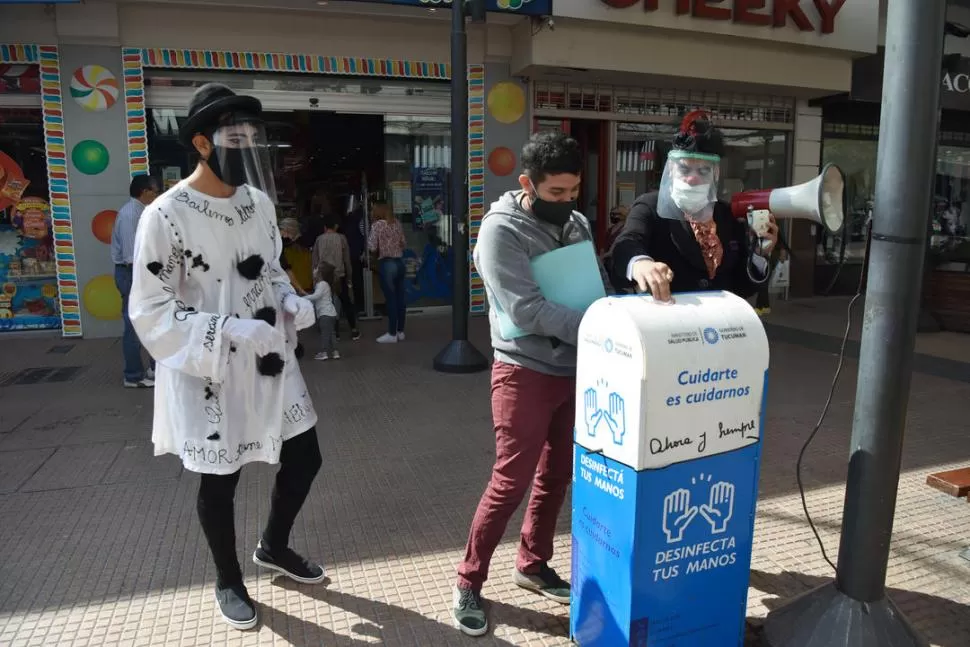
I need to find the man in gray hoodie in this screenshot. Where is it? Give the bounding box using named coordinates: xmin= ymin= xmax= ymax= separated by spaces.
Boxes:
xmin=452 ymin=131 xmax=613 ymax=636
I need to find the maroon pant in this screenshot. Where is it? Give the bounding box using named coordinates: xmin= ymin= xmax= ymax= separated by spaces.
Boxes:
xmin=457 ymin=361 xmax=576 ymax=591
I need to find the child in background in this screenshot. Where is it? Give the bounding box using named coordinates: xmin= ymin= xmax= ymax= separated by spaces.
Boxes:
xmin=307 ymin=262 xmax=340 ymax=361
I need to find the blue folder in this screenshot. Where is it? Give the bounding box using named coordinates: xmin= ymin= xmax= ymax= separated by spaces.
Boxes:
xmin=495 ymin=240 xmax=606 ymax=340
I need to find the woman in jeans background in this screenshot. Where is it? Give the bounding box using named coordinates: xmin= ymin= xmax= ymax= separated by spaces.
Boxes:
xmin=367 ymin=201 xmax=408 ymax=344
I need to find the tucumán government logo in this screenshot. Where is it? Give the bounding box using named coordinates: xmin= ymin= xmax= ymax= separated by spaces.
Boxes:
xmin=703 ymin=327 xmax=720 ymax=345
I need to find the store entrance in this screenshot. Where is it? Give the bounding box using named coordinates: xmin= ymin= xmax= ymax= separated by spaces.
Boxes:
xmin=147 ymin=106 xmax=455 ymax=320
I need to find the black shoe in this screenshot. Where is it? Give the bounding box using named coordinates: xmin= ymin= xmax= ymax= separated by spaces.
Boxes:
xmin=351 ymin=329 xmax=361 ymax=341
xmin=252 ymin=542 xmax=326 ymax=584
xmin=452 ymin=585 xmax=488 ymax=637
xmin=215 ymin=583 xmax=257 ymax=630
xmin=513 ymin=562 xmax=571 ymax=604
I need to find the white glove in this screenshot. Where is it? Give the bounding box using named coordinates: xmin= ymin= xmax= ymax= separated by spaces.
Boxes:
xmin=283 ymin=293 xmax=316 ymax=331
xmin=222 ymin=318 xmax=285 ymax=356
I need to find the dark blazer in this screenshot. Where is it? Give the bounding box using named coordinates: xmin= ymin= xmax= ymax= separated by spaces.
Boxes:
xmin=610 ymin=192 xmax=766 ymax=299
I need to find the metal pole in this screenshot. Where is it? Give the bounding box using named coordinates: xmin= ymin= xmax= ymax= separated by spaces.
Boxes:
xmin=765 ymin=0 xmax=945 ymax=644
xmin=450 ymin=0 xmax=470 ymax=342
xmin=835 ymin=0 xmax=945 ymax=600
xmin=433 ymin=0 xmax=488 ymax=373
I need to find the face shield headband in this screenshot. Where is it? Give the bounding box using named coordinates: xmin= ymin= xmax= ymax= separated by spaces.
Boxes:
xmin=203 ymin=115 xmax=278 ymax=203
xmin=657 ymin=150 xmax=721 ymax=223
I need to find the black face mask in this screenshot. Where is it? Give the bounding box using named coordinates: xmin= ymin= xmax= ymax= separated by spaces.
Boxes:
xmin=206 ymin=145 xmax=248 ymax=187
xmin=530 ymin=192 xmax=576 ymax=227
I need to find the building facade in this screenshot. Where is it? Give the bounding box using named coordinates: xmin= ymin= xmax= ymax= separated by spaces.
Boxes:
xmin=814 ymin=1 xmax=970 ymax=331
xmin=0 ymin=0 xmax=879 ymax=338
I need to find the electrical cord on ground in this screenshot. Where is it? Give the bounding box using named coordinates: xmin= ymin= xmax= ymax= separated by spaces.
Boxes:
xmin=794 ymin=219 xmax=871 ymax=574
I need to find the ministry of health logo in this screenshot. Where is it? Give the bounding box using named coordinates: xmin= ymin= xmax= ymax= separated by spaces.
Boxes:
xmin=703 ymin=327 xmax=720 ymax=345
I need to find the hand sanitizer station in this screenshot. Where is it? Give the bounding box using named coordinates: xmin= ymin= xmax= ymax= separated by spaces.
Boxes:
xmin=571 ymin=291 xmax=770 ymax=647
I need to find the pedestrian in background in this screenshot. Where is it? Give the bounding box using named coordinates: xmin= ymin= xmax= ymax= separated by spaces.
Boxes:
xmin=111 ymin=174 xmax=159 ymax=388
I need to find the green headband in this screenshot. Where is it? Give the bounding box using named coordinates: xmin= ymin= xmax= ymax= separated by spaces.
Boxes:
xmin=669 ymin=150 xmax=721 ymax=163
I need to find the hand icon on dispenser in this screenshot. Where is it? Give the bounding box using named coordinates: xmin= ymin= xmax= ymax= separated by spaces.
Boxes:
xmin=699 ymin=481 xmax=735 ymax=534
xmin=662 ymin=488 xmax=698 ymax=543
xmin=602 ymin=392 xmax=626 ymax=445
xmin=583 ymin=387 xmax=602 ymax=436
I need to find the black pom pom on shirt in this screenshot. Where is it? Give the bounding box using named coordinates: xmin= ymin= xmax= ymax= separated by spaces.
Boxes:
xmin=236 ymin=254 xmax=265 ymax=281
xmin=257 ymin=352 xmax=285 ymax=377
xmin=147 ymin=262 xmax=163 ymax=276
xmin=254 ymin=306 xmax=277 ymax=328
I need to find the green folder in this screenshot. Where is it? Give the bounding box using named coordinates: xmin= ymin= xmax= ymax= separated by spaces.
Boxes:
xmin=495 ymin=240 xmax=606 ymax=340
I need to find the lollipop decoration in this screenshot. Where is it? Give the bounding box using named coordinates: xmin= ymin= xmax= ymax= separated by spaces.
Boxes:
xmin=70 ymin=65 xmax=120 ymax=112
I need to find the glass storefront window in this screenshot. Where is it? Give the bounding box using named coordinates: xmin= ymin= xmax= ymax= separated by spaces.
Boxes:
xmin=383 ymin=116 xmax=453 ymax=308
xmin=819 ymin=137 xmax=877 ymax=265
xmin=0 ymin=106 xmax=60 ymax=331
xmin=822 ymin=133 xmax=970 ymax=270
xmin=932 ymin=145 xmax=970 ymax=269
xmin=614 ymin=122 xmax=789 ymax=212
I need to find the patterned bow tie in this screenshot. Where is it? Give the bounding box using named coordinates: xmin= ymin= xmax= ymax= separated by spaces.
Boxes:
xmin=688 ymin=220 xmax=723 ymax=280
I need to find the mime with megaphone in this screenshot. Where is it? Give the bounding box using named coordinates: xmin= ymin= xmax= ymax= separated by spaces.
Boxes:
xmin=611 ymin=111 xmax=846 ymax=301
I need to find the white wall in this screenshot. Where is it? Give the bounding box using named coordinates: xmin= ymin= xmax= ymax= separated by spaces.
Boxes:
xmin=0 ymin=5 xmax=58 ymax=44
xmin=552 ymin=0 xmax=880 ymax=55
xmin=0 ymin=1 xmax=517 ymax=65
xmin=517 ymin=19 xmax=854 ymax=95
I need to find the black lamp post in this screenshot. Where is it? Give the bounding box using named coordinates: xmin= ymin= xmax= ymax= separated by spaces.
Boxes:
xmin=433 ymin=0 xmax=489 ymax=374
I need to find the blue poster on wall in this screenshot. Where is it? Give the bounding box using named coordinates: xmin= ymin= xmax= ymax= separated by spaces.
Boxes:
xmin=404 ymin=167 xmax=452 ymax=304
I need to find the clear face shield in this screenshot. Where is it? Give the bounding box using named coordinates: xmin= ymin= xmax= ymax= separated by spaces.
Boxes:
xmin=206 ymin=116 xmax=278 ymax=202
xmin=657 ymin=150 xmax=720 ymax=223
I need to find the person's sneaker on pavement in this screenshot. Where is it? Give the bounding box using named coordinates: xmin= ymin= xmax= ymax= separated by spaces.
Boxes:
xmin=124 ymin=377 xmax=154 ymax=389
xmin=145 ymin=367 xmax=155 ymax=381
xmin=351 ymin=329 xmax=361 ymax=341
xmin=331 ymin=350 xmax=341 ymax=360
xmin=252 ymin=541 xmax=326 ymax=584
xmin=512 ymin=563 xmax=570 ymax=604
xmin=376 ymin=333 xmax=397 ymax=344
xmin=215 ymin=583 xmax=257 ymax=630
xmin=314 ymin=351 xmax=329 ymax=361
xmin=452 ymin=585 xmax=488 ymax=637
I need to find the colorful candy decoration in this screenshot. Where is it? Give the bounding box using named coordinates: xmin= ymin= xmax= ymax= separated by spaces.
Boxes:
xmin=140 ymin=48 xmax=450 ymax=80
xmin=487 ymin=81 xmax=526 ymax=125
xmin=69 ymin=65 xmax=120 ymax=112
xmin=487 ymin=147 xmax=517 ymax=177
xmin=468 ymin=65 xmax=486 ymax=314
xmin=82 ymin=274 xmax=121 ymax=321
xmin=72 ymin=140 xmax=110 ymax=175
xmin=122 ymin=50 xmax=149 ymax=176
xmin=91 ymin=210 xmax=117 ymax=245
xmin=0 ymin=151 xmax=30 ymax=213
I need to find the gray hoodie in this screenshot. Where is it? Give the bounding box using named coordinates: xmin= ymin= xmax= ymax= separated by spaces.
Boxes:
xmin=473 ymin=190 xmax=613 ymax=377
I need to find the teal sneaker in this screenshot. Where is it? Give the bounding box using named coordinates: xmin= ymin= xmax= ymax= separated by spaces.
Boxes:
xmin=452 ymin=585 xmax=488 ymax=637
xmin=513 ymin=563 xmax=571 ymax=604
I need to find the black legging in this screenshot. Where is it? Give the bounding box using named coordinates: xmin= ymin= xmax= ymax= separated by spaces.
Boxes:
xmin=196 ymin=428 xmax=322 ymax=588
xmin=333 ymin=277 xmax=357 ymax=335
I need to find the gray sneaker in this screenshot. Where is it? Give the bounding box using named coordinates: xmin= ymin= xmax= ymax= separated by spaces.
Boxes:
xmin=512 ymin=563 xmax=570 ymax=604
xmin=452 ymin=585 xmax=488 ymax=637
xmin=123 ymin=378 xmax=154 ymax=389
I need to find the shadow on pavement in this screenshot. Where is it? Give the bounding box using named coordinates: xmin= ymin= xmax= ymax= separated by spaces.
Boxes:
xmin=265 ymin=576 xmax=567 ymax=646
xmin=749 ymin=569 xmax=970 ymax=647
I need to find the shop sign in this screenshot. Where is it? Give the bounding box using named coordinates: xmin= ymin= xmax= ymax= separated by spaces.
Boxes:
xmin=599 ymin=0 xmax=846 ymax=34
xmin=364 ymin=0 xmax=553 ymax=15
xmin=852 ymin=50 xmax=970 ymax=112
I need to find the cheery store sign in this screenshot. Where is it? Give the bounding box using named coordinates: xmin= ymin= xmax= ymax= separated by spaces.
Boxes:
xmin=599 ymin=0 xmax=847 ymax=34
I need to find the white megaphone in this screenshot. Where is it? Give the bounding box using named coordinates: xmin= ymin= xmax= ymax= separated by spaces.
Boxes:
xmin=730 ymin=163 xmax=846 ymax=237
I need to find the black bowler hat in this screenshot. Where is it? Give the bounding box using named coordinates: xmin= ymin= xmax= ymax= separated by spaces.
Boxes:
xmin=178 ymin=83 xmax=262 ymax=149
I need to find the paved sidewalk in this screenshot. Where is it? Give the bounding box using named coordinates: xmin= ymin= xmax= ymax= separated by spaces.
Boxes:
xmin=0 ymin=314 xmax=969 ymax=646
